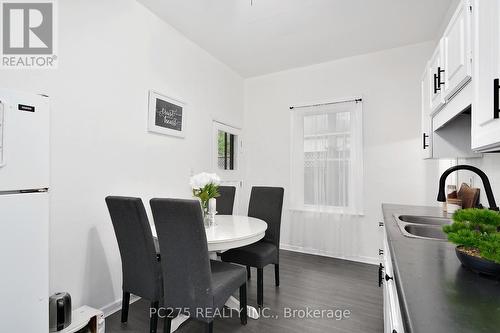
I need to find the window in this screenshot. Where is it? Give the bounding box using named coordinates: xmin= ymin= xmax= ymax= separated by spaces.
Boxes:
xmin=218 ymin=130 xmax=235 ymax=170
xmin=213 ymin=121 xmax=241 ymax=173
xmin=291 ymin=99 xmax=363 ymax=214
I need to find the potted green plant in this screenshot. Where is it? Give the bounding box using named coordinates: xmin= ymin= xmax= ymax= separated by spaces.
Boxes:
xmin=443 ymin=208 xmax=500 ymax=277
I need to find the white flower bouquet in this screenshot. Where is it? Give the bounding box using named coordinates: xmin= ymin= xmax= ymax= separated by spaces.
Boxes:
xmin=190 ymin=172 xmax=221 ymax=213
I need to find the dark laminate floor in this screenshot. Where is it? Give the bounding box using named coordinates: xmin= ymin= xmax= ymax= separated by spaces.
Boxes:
xmin=106 ymin=250 xmax=383 ymax=333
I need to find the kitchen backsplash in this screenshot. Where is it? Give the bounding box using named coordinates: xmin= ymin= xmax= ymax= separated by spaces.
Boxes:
xmin=457 ymin=155 xmax=500 ymax=209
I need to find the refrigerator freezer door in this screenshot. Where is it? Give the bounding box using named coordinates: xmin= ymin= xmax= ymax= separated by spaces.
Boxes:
xmin=0 ymin=192 xmax=49 ymax=332
xmin=0 ymin=90 xmax=49 ymax=191
xmin=0 ymin=101 xmax=4 ymax=166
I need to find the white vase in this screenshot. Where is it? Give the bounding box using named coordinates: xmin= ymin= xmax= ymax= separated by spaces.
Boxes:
xmin=208 ymin=198 xmax=217 ymax=214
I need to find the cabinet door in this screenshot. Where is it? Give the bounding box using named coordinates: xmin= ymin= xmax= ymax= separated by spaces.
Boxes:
xmin=429 ymin=42 xmax=445 ymax=113
xmin=383 ymin=234 xmax=404 ymax=333
xmin=421 ymin=66 xmax=433 ymax=159
xmin=386 ymin=279 xmax=404 ymax=333
xmin=471 ymin=0 xmax=500 ymax=150
xmin=442 ymin=0 xmax=472 ymax=100
xmin=383 ymin=278 xmax=393 ymax=333
xmin=0 ymin=192 xmax=49 ymax=332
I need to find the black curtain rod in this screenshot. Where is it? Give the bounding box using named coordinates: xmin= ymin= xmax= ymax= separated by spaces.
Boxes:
xmin=289 ymin=98 xmax=362 ymax=110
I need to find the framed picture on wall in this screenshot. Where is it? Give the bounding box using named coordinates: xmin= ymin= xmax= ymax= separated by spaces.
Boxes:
xmin=148 ymin=90 xmax=186 ymax=138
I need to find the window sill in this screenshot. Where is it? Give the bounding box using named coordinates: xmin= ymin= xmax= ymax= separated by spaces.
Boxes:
xmin=288 ymin=206 xmax=364 ymax=216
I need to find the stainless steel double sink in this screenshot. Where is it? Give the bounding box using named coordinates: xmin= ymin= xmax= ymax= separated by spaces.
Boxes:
xmin=394 ymin=214 xmax=452 ymax=240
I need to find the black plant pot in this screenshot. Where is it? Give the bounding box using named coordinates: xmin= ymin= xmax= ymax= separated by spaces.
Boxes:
xmin=455 ymin=246 xmax=500 ymax=277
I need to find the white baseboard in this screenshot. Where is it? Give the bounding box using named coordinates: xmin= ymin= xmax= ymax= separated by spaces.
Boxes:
xmin=280 ymin=243 xmax=379 ymax=266
xmin=100 ymin=294 xmax=141 ymax=318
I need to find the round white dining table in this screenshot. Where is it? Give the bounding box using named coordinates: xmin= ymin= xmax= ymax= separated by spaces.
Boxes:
xmin=204 ymin=215 xmax=268 ymax=252
xmin=152 ymin=215 xmax=268 ymax=332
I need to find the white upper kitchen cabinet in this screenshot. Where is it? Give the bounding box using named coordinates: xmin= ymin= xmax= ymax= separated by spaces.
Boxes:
xmin=421 ymin=61 xmax=480 ymax=160
xmin=429 ymin=42 xmax=445 ymax=114
xmin=442 ymin=0 xmax=473 ymax=101
xmin=419 ymin=0 xmax=481 ymax=159
xmin=471 ymin=0 xmax=500 ymax=151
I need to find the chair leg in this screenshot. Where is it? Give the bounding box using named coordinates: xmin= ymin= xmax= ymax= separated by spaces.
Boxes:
xmin=121 ymin=291 xmax=130 ymax=323
xmin=163 ymin=317 xmax=171 ymax=333
xmin=246 ymin=266 xmax=251 ymax=280
xmin=239 ymin=283 xmax=247 ymax=325
xmin=257 ymin=268 xmax=264 ymax=308
xmin=205 ymin=321 xmax=214 ymax=333
xmin=150 ymin=301 xmax=159 ymax=333
xmin=275 ymin=264 xmax=280 ymax=287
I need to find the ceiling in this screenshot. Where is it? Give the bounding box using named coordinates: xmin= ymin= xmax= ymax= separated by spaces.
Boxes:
xmin=138 ymin=0 xmax=453 ymax=78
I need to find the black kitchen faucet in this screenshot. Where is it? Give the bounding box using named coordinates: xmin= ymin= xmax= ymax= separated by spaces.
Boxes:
xmin=437 ymin=165 xmax=499 ymax=211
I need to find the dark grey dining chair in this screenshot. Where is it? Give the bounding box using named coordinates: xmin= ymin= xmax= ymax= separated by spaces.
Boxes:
xmin=216 ymin=186 xmax=236 ymax=215
xmin=150 ymin=198 xmax=247 ymax=333
xmin=221 ymin=187 xmax=284 ymax=308
xmin=105 ymin=196 xmax=162 ymax=333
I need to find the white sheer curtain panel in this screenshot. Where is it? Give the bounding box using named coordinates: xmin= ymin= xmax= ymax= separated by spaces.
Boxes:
xmin=285 ymin=99 xmax=364 ymax=260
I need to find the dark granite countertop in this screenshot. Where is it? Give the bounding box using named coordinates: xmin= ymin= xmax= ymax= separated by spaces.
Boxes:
xmin=382 ymin=204 xmax=500 ymax=333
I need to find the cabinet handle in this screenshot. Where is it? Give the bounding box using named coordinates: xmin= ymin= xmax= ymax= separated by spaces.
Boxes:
xmin=422 ymin=133 xmax=429 ymax=149
xmin=494 ymin=78 xmax=499 ymax=119
xmin=433 ymin=73 xmax=439 ymax=94
xmin=379 ymin=249 xmax=384 ymax=255
xmin=385 ymin=274 xmax=394 ymax=282
xmin=379 ymin=222 xmax=384 ymax=227
xmin=378 ymin=263 xmax=384 ymax=287
xmin=437 ymin=67 xmax=445 ymax=88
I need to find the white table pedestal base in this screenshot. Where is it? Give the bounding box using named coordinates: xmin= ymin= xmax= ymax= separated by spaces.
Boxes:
xmin=167 ymin=300 xmax=259 ymax=332
xmin=167 ymin=300 xmax=260 ymax=332
xmin=169 ymin=314 xmax=190 ymax=332
xmin=224 ymin=296 xmax=260 ymax=319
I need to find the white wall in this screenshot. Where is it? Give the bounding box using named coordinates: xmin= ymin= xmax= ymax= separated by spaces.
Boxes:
xmin=243 ymin=42 xmax=441 ymax=264
xmin=0 ymin=0 xmax=243 ymax=311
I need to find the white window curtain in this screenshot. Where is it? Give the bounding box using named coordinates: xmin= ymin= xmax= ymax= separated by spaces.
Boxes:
xmin=283 ymin=99 xmax=364 ymax=259
xmin=290 ymin=99 xmax=364 ymax=215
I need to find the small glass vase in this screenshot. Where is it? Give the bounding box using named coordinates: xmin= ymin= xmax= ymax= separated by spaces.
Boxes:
xmin=203 ymin=210 xmax=216 ymax=228
xmin=203 ymin=198 xmax=217 ymax=228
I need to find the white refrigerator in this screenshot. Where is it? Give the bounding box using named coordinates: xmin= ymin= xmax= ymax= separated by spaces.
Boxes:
xmin=0 ymin=89 xmax=50 ymax=332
